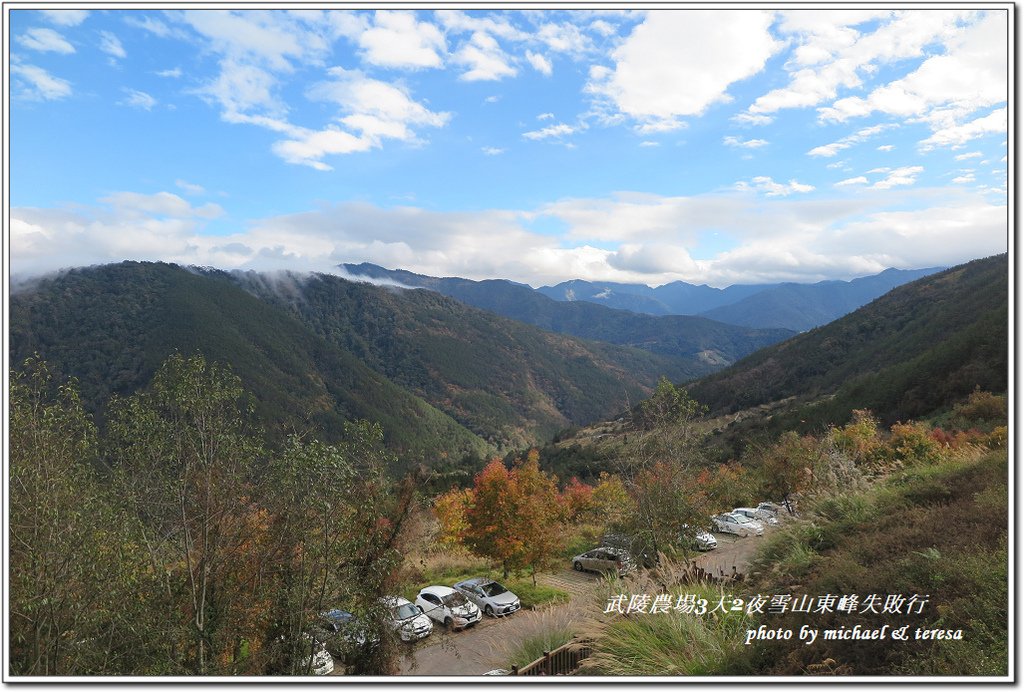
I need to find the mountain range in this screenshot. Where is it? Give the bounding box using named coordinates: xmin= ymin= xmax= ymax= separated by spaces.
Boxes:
xmin=342 ymin=263 xmax=793 ymax=363
xmin=532 ymin=267 xmax=944 ymax=330
xmin=11 ymin=262 xmax=785 ymax=463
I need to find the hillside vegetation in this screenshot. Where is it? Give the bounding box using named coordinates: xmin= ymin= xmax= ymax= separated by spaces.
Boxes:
xmin=688 ymin=254 xmax=1007 ymax=447
xmin=10 ymin=262 xmax=492 ymax=466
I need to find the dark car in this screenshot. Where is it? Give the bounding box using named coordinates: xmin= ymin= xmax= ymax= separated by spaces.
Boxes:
xmin=312 ymin=609 xmax=376 ymax=662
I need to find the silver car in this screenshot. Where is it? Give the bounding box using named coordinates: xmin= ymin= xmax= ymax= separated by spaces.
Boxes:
xmin=572 ymin=547 xmax=635 ymax=576
xmin=712 ymin=512 xmax=764 ymax=537
xmin=733 ymin=506 xmax=779 ymax=526
xmin=453 ymin=578 xmax=521 ymax=617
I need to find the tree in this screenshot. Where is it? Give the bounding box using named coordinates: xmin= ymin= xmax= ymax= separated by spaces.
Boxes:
xmin=433 ymin=487 xmax=473 ymax=549
xmin=752 ymin=431 xmax=821 ymax=514
xmin=512 ymin=451 xmax=564 ymax=585
xmin=615 ymin=378 xmax=710 ymax=558
xmin=107 ymin=353 xmax=265 ymax=674
xmin=9 ymin=358 xmax=144 ymax=675
xmin=463 ymin=460 xmax=521 ymax=577
xmin=460 ymin=451 xmax=565 ymax=583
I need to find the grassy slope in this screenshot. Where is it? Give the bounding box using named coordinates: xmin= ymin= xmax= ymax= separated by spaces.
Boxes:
xmin=729 ymin=450 xmax=1008 ymax=676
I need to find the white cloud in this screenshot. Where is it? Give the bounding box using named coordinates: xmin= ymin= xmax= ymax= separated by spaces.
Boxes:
xmin=176 ymin=179 xmax=206 ymax=195
xmin=587 ymin=11 xmax=779 ymax=131
xmin=723 ymin=136 xmax=768 ymax=149
xmin=522 ymin=123 xmax=579 ymax=141
xmin=732 ymin=112 xmax=773 ymax=126
xmin=157 ymin=67 xmax=182 ymax=78
xmin=99 ymin=30 xmax=126 ymax=59
xmin=357 ymin=11 xmax=446 ymax=69
xmin=808 ymin=123 xmax=897 ymax=157
xmin=41 ymin=10 xmax=89 ymax=26
xmin=735 ymin=176 xmax=815 ymax=197
xmin=13 ymin=187 xmax=1007 ymax=288
xmin=537 ymin=112 xmax=555 ymax=121
xmin=952 ymin=173 xmax=975 ymax=184
xmin=954 ymin=151 xmax=983 ymax=160
xmin=18 ymin=27 xmax=75 ymax=53
xmin=877 ymin=144 xmax=894 ymax=151
xmin=639 ymin=141 xmax=659 ymax=148
xmin=120 ymin=89 xmax=157 ymax=110
xmin=526 ymin=50 xmax=553 ymax=76
xmin=11 ymin=63 xmax=72 ymax=101
xmin=536 ymin=21 xmax=592 ymax=55
xmin=271 ymin=69 xmax=450 ymax=170
xmin=749 ymin=10 xmax=976 ymax=118
xmin=817 ymin=13 xmax=1006 ymax=127
xmin=919 ymin=107 xmax=1006 ymax=150
xmin=453 ymin=31 xmax=517 ymax=81
xmin=482 ymin=146 xmax=504 ymax=156
xmin=872 ymin=165 xmax=924 ymax=189
xmin=835 ymin=176 xmax=868 ymax=187
xmin=125 ymin=14 xmax=188 ymax=39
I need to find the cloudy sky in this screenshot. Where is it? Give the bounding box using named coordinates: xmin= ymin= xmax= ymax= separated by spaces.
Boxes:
xmin=9 ymin=6 xmax=1010 ymax=287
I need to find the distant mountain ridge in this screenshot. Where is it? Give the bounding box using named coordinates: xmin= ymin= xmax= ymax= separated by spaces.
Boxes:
xmin=342 ymin=263 xmax=793 ymax=365
xmin=348 ymin=263 xmax=944 ymax=332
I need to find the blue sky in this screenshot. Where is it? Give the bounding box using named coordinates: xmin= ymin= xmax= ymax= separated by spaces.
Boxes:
xmin=9 ymin=7 xmax=1010 ymax=287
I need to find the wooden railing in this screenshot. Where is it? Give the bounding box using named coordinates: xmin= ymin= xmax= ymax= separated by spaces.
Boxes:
xmin=511 ymin=640 xmax=592 ymax=676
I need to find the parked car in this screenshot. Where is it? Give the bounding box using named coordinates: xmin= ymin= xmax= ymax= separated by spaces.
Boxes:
xmin=311 ymin=609 xmax=376 ymax=660
xmin=295 ymin=633 xmax=335 ymax=676
xmin=453 ymin=578 xmax=521 ymax=617
xmin=415 ymin=586 xmax=481 ymax=630
xmin=572 ymin=547 xmax=635 ymax=576
xmin=757 ymin=501 xmax=784 ymax=516
xmin=381 ymin=596 xmax=433 ymax=641
xmin=601 ymin=532 xmax=659 ymax=567
xmin=733 ymin=506 xmax=779 ymax=526
xmin=680 ymin=524 xmax=718 ymax=551
xmin=712 ymin=512 xmax=764 ymax=537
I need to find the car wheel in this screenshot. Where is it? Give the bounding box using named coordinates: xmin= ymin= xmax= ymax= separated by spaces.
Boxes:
xmin=485 ymin=605 xmax=495 ymax=618
xmin=444 ymin=617 xmax=453 ymax=632
xmin=573 ymin=561 xmax=583 ymax=572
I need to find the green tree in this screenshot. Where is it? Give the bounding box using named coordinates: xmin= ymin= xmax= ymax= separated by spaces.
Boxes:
xmin=108 ymin=353 xmax=265 ymax=675
xmin=9 ymin=358 xmax=143 ymax=675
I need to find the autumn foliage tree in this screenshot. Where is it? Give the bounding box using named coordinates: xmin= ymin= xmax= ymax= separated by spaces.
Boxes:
xmin=441 ymin=450 xmax=565 ymax=583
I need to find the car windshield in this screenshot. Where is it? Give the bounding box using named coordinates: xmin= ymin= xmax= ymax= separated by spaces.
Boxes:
xmin=480 ymin=582 xmax=508 ymax=598
xmin=732 ymin=514 xmax=751 ymax=523
xmin=442 ymin=592 xmax=468 ymax=607
xmin=393 ymin=603 xmax=419 ymax=620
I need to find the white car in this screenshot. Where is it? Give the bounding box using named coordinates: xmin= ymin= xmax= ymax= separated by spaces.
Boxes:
xmin=297 ymin=634 xmax=335 ymax=675
xmin=733 ymin=506 xmax=779 ymax=526
xmin=415 ymin=585 xmax=482 ymax=630
xmin=680 ymin=524 xmax=718 ymax=551
xmin=382 ymin=596 xmax=433 ymax=641
xmin=712 ymin=512 xmax=764 ymax=537
xmin=453 ymin=578 xmax=521 ymax=617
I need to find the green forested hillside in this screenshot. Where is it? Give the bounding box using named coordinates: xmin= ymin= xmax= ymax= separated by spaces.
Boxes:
xmin=10 ymin=262 xmax=492 ymax=466
xmin=688 ymin=254 xmax=1008 ymax=434
xmin=11 ymin=261 xmax=719 ymax=461
xmin=236 ymin=271 xmax=706 ymax=449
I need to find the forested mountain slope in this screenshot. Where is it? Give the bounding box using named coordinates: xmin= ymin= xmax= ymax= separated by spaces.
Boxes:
xmin=688 ymin=254 xmax=1008 ymax=430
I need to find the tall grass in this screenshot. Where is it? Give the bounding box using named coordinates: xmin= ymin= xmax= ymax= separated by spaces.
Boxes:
xmin=492 ymin=608 xmax=582 ymax=669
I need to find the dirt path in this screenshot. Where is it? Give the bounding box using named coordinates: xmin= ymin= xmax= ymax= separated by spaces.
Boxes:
xmin=393 ymin=528 xmax=773 ymax=676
